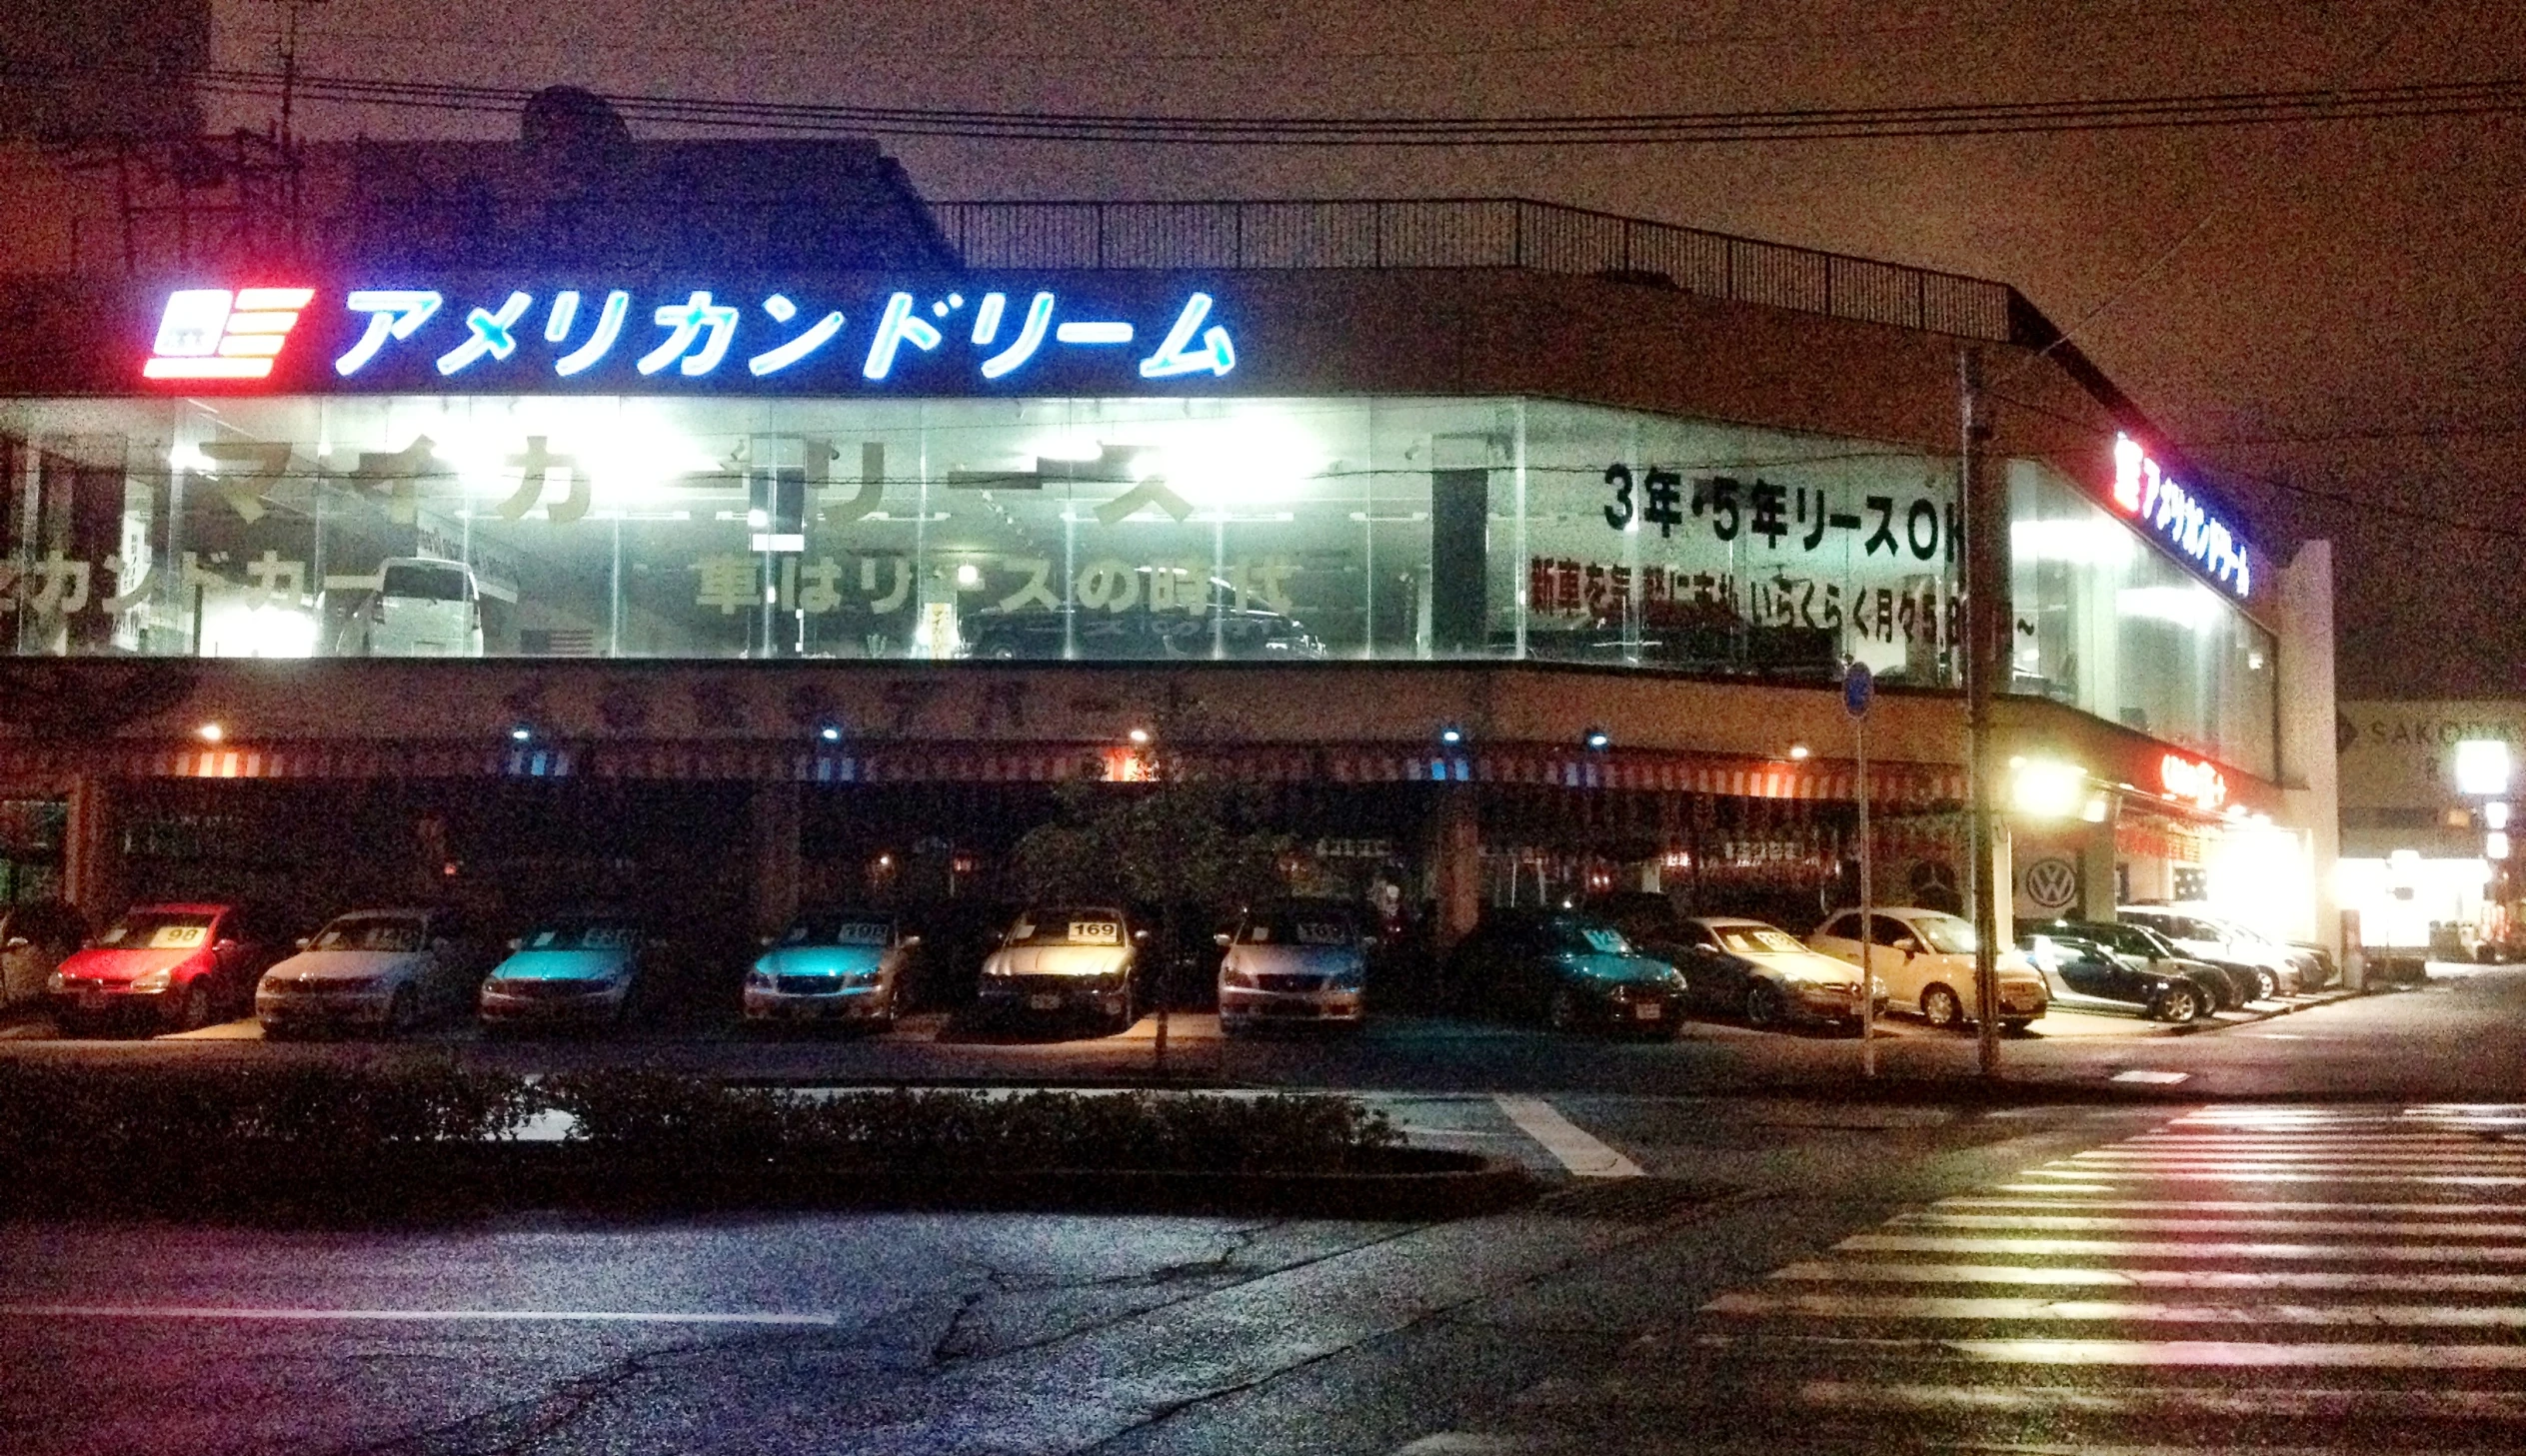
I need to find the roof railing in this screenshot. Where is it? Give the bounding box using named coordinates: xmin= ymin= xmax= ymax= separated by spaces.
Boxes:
xmin=932 ymin=197 xmax=2021 ymax=345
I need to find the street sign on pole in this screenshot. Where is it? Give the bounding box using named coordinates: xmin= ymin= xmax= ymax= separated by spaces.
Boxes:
xmin=1845 ymin=660 xmax=1875 ymax=1077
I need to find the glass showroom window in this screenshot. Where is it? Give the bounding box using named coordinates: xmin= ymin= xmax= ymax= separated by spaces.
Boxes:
xmin=2007 ymin=459 xmax=2277 ymax=779
xmin=4 ymin=393 xmax=1951 ymax=683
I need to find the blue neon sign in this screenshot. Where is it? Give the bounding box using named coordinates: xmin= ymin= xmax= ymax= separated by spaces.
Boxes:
xmin=196 ymin=282 xmax=1240 ymax=393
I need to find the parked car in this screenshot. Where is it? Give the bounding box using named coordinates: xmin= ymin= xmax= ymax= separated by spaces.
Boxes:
xmin=50 ymin=902 xmax=289 ymax=1033
xmin=1669 ymin=915 xmax=1887 ymax=1030
xmin=743 ymin=909 xmax=916 ymax=1028
xmin=1216 ymin=898 xmax=1369 ymax=1034
xmin=477 ymin=915 xmax=662 ymax=1030
xmin=1 ymin=900 xmax=87 ymax=1012
xmin=2117 ymin=906 xmax=2298 ymax=1000
xmin=2017 ymin=929 xmax=2214 ymax=1022
xmin=976 ymin=904 xmax=1145 ymax=1033
xmin=2023 ymin=916 xmax=2242 ymax=1010
xmin=2164 ymin=903 xmax=2330 ymax=990
xmin=1806 ymin=906 xmax=2050 ymax=1031
xmin=255 ymin=906 xmax=484 ymax=1037
xmin=1443 ymin=908 xmax=1687 ymax=1036
xmin=1582 ymin=890 xmax=1696 ymax=965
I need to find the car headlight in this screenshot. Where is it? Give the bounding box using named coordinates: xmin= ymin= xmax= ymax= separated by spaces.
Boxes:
xmin=1325 ymin=968 xmax=1365 ymax=991
xmin=847 ymin=970 xmax=881 ymax=988
xmin=1222 ymin=967 xmax=1256 ymax=989
xmin=129 ymin=969 xmax=172 ymax=993
xmin=747 ymin=969 xmax=774 ymax=988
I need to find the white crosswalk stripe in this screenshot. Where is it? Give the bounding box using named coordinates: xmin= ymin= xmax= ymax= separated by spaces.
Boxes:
xmin=1495 ymin=1104 xmax=2526 ymax=1452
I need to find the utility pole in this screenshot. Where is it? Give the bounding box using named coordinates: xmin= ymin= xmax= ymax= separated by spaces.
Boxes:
xmin=1961 ymin=350 xmax=2002 ymax=1078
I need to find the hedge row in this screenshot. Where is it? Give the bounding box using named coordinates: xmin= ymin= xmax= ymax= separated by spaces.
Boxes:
xmin=0 ymin=1063 xmax=1408 ymax=1218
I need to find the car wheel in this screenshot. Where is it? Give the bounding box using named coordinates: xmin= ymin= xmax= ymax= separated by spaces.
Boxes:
xmin=2001 ymin=1019 xmax=2033 ymax=1034
xmin=385 ymin=984 xmax=420 ymax=1037
xmin=2153 ymin=984 xmax=2201 ymax=1023
xmin=1920 ymin=984 xmax=1963 ymax=1030
xmin=2254 ymin=968 xmax=2279 ymax=1001
xmin=1546 ymin=985 xmax=1583 ymax=1032
xmin=172 ymin=981 xmax=212 ymax=1032
xmin=1744 ymin=981 xmax=1785 ymax=1030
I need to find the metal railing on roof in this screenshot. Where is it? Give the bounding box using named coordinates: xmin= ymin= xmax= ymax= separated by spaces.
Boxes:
xmin=932 ymin=197 xmax=2019 ymax=344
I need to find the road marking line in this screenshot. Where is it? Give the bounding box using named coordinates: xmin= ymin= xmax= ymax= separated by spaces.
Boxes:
xmin=0 ymin=1304 xmax=843 ymax=1327
xmin=2017 ymin=1169 xmax=2526 ymax=1185
xmin=1702 ymin=1291 xmax=2526 ymax=1325
xmin=1793 ymin=1379 xmax=2526 ymax=1419
xmin=1939 ymin=1197 xmax=2526 ymax=1213
xmin=1893 ymin=1212 xmax=2526 ymax=1236
xmin=1695 ymin=1332 xmax=2526 ymax=1367
xmin=1840 ymin=1232 xmax=2526 ymax=1260
xmin=1491 ymin=1094 xmax=1642 ymax=1178
xmin=2110 ymin=1069 xmax=2189 ymax=1083
xmin=1767 ymin=1261 xmax=2526 ymax=1292
xmin=1993 ymin=1182 xmax=2117 ymax=1193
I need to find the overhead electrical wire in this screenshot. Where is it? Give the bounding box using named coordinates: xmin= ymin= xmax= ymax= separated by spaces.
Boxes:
xmin=5 ymin=59 xmax=2524 ymax=146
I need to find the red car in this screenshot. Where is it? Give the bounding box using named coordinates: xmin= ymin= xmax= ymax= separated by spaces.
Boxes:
xmin=50 ymin=903 xmax=288 ymax=1034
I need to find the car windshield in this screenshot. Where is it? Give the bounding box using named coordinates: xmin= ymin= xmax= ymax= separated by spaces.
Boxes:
xmin=781 ymin=914 xmax=892 ymax=947
xmin=1716 ymin=925 xmax=1808 ymax=956
xmin=1914 ymin=915 xmax=1979 ymax=954
xmin=1240 ymin=907 xmax=1359 ymax=946
xmin=523 ymin=923 xmax=641 ymax=951
xmin=1006 ymin=909 xmax=1127 ymax=947
xmin=96 ymin=911 xmax=217 ymax=949
xmin=1553 ymin=920 xmax=1633 ymax=955
xmin=312 ymin=916 xmax=427 ymax=952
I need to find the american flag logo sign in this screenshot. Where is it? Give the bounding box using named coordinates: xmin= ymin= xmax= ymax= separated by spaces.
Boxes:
xmin=143 ymin=287 xmax=317 ymax=380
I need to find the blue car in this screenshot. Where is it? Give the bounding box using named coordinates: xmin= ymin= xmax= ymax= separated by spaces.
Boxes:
xmin=744 ymin=911 xmax=916 ymax=1028
xmin=478 ymin=917 xmax=655 ymax=1030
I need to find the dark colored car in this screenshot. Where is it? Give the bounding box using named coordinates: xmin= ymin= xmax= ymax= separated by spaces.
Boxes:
xmin=2027 ymin=916 xmax=2243 ymax=1010
xmin=51 ymin=902 xmax=290 ymax=1034
xmin=1582 ymin=890 xmax=1695 ymax=965
xmin=2017 ymin=929 xmax=2215 ymax=1022
xmin=1443 ymin=908 xmax=1687 ymax=1036
xmin=2 ymin=900 xmax=88 ymax=1012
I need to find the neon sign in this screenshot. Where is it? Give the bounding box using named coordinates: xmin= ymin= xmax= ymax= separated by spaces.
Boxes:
xmin=143 ymin=282 xmax=1237 ymax=393
xmin=2112 ymin=434 xmax=2251 ymax=598
xmin=2160 ymin=751 xmax=2229 ymax=811
xmin=144 ymin=287 xmax=316 ymax=380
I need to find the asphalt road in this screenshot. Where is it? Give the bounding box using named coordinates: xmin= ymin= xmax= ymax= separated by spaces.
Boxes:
xmin=10 ymin=971 xmax=2526 ymax=1453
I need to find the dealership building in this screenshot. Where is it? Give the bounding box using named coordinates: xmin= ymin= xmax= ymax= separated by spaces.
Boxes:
xmin=0 ymin=102 xmax=2339 ymax=955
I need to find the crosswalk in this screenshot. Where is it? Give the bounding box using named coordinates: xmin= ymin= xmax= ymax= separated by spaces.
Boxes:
xmin=1473 ymin=1104 xmax=2526 ymax=1452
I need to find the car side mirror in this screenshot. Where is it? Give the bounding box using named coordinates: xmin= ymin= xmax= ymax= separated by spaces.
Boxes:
xmin=294 ymin=936 xmax=311 ymax=950
xmin=900 ymin=934 xmax=922 ymax=948
xmin=4 ymin=935 xmax=27 ymax=952
xmin=759 ymin=934 xmax=776 ymax=947
xmin=1213 ymin=931 xmax=1233 ymax=947
xmin=506 ymin=936 xmax=523 ymax=951
xmin=1134 ymin=928 xmax=1151 ymax=941
xmin=216 ymin=938 xmax=240 ymax=953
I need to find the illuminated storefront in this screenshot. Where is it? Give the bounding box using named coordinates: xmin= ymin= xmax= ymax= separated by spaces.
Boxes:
xmin=0 ymin=180 xmax=2331 ymax=952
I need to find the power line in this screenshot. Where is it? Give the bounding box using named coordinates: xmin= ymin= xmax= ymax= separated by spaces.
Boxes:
xmin=9 ymin=59 xmax=2526 ymax=146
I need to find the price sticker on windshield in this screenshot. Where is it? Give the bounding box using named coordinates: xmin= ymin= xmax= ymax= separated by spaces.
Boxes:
xmin=834 ymin=922 xmax=891 ymax=946
xmin=1068 ymin=920 xmax=1123 ymax=945
xmin=151 ymin=925 xmax=210 ymax=948
xmin=1295 ymin=921 xmax=1350 ymax=946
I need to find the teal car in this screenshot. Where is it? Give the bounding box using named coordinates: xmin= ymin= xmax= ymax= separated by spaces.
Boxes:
xmin=478 ymin=917 xmax=652 ymax=1029
xmin=1444 ymin=909 xmax=1688 ymax=1036
xmin=744 ymin=911 xmax=916 ymax=1028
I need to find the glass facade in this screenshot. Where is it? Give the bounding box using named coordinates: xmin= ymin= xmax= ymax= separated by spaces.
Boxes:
xmin=1 ymin=394 xmax=1962 ymax=683
xmin=2008 ymin=458 xmax=2278 ymax=778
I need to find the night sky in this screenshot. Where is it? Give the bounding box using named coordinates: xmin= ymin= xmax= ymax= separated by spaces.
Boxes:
xmin=206 ymin=0 xmax=2526 ymax=699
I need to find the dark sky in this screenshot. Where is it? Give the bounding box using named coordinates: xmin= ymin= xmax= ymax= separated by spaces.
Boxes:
xmin=208 ymin=0 xmax=2526 ymax=699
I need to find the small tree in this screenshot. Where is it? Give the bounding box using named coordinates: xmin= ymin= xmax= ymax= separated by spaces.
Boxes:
xmin=1012 ymin=771 xmax=1291 ymax=1067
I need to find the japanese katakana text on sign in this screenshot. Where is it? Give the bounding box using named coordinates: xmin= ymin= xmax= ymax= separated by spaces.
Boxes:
xmin=141 ymin=282 xmax=1240 ymax=392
